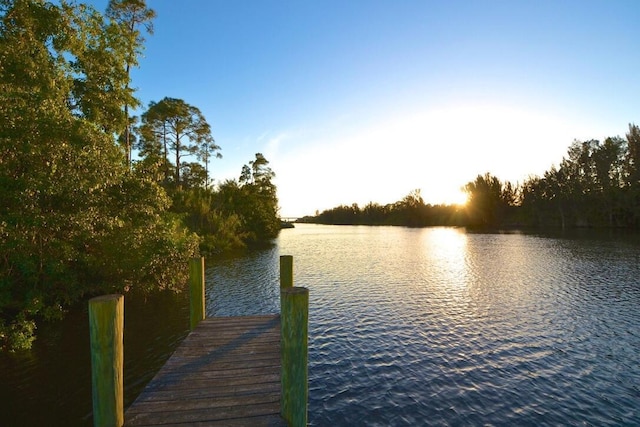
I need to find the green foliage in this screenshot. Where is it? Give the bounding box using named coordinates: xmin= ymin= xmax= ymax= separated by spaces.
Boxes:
xmin=0 ymin=0 xmax=199 ymax=351
xmin=170 ymin=187 xmax=247 ymax=254
xmin=293 ymin=123 xmax=640 ymax=230
xmin=464 ymin=173 xmax=516 ymax=227
xmin=180 ymin=162 xmax=208 ymax=189
xmin=106 ymin=0 xmax=156 ymax=166
xmin=520 ymin=128 xmax=638 ymax=228
xmin=457 ymin=125 xmax=640 ymax=229
xmin=135 ymin=98 xmax=280 ymax=253
xmin=0 ymin=312 xmax=36 ymax=352
xmin=218 ymin=153 xmax=281 ymax=243
xmin=303 ymin=191 xmax=466 ymax=227
xmin=138 ymin=97 xmax=220 ymax=187
xmin=167 ymin=153 xmax=282 ymax=254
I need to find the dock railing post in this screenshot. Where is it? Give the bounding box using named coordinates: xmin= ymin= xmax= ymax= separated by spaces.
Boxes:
xmin=189 ymin=257 xmax=206 ymax=330
xmin=89 ymin=294 xmax=124 ymax=427
xmin=280 ymin=255 xmax=293 ymax=289
xmin=280 ymin=286 xmax=309 ymax=427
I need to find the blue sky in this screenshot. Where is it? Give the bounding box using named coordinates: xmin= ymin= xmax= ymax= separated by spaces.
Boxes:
xmin=92 ymin=1 xmax=640 ymax=217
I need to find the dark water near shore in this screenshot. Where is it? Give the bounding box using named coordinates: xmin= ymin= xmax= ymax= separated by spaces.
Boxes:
xmin=1 ymin=224 xmax=640 ymax=425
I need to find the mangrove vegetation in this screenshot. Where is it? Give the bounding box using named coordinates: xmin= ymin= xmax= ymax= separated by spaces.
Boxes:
xmin=0 ymin=0 xmax=280 ymax=350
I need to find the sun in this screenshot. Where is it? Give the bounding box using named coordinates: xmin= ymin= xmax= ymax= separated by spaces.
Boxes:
xmin=422 ymin=187 xmax=469 ymax=207
xmin=444 ymin=190 xmax=468 ymax=206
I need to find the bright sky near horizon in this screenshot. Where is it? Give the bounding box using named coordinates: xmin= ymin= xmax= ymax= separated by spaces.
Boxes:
xmin=93 ymin=0 xmax=640 ymax=217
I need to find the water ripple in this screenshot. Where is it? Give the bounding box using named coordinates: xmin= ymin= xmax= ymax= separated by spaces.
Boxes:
xmin=202 ymin=226 xmax=640 ymax=426
xmin=273 ymin=226 xmax=640 ymax=426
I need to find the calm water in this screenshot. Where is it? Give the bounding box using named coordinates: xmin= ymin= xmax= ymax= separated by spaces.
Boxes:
xmin=1 ymin=224 xmax=640 ymax=425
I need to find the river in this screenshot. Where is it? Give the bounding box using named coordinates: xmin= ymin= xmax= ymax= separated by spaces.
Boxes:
xmin=1 ymin=224 xmax=639 ymax=425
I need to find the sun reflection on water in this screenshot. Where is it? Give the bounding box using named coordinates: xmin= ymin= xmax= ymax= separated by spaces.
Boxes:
xmin=276 ymin=224 xmax=640 ymax=426
xmin=419 ymin=227 xmax=470 ymax=290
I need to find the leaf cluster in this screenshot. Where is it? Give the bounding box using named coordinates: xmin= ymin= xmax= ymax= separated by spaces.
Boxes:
xmin=0 ymin=0 xmax=198 ymax=351
xmin=169 ymin=153 xmax=281 ymax=254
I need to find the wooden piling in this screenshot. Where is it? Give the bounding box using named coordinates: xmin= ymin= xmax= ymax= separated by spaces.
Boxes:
xmin=280 ymin=286 xmax=309 ymax=427
xmin=189 ymin=257 xmax=205 ymax=330
xmin=89 ymin=294 xmax=124 ymax=427
xmin=279 ymin=255 xmax=293 ymax=289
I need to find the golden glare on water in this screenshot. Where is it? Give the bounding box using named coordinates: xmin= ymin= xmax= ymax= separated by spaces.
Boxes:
xmin=419 ymin=227 xmax=470 ymax=291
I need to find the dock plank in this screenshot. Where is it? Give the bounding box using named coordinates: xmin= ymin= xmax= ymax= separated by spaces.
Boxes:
xmin=124 ymin=315 xmax=287 ymax=426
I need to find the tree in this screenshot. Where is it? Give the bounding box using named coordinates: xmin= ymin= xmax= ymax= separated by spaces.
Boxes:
xmin=623 ymin=124 xmax=640 ymax=226
xmin=463 ymin=173 xmax=514 ymax=227
xmin=361 ymin=202 xmax=387 ymax=225
xmin=140 ymin=97 xmax=216 ymax=187
xmin=241 ymin=153 xmax=280 ymax=240
xmin=625 ymin=123 xmax=640 ymax=188
xmin=239 ymin=164 xmax=252 ymax=185
xmin=521 ymin=176 xmax=544 ymax=226
xmin=106 ymin=0 xmax=155 ymax=167
xmin=0 ymin=0 xmax=197 ymax=351
xmin=397 ymin=189 xmax=426 ymax=227
xmin=544 ymin=165 xmax=571 ymax=229
xmin=592 ymin=137 xmax=625 ymax=226
xmin=214 ymin=154 xmax=280 ymax=242
xmin=249 ymin=153 xmax=276 ymax=192
xmin=180 ymin=162 xmax=207 ymax=189
xmin=137 ymin=99 xmax=171 ymax=183
xmin=197 ymin=135 xmax=222 ymax=188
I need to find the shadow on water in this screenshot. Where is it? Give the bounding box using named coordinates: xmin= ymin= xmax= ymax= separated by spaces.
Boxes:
xmin=3 ymin=226 xmax=640 ymax=426
xmin=0 ymin=243 xmax=279 ymax=426
xmin=0 ymin=290 xmax=191 ymax=426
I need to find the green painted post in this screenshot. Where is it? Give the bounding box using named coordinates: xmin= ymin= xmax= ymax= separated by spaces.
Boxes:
xmin=189 ymin=257 xmax=206 ymax=330
xmin=89 ymin=294 xmax=124 ymax=427
xmin=280 ymin=286 xmax=309 ymax=427
xmin=280 ymin=255 xmax=293 ymax=289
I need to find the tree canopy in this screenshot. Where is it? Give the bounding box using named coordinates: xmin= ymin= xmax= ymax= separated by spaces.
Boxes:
xmin=138 ymin=97 xmax=220 ymax=188
xmin=105 ymin=0 xmax=155 ymax=166
xmin=0 ymin=1 xmax=283 ymax=352
xmin=0 ymin=0 xmax=282 ymax=352
xmin=304 ymin=123 xmax=640 ymax=230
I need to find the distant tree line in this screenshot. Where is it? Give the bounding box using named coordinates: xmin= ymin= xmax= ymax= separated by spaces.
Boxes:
xmin=518 ymin=127 xmax=640 ymax=229
xmin=303 ymin=124 xmax=640 ymax=230
xmin=0 ymin=0 xmax=279 ymax=351
xmin=298 ymin=190 xmax=466 ymax=227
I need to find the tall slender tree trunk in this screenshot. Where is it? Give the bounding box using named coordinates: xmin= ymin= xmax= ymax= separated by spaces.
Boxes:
xmin=175 ymin=132 xmax=181 ymax=186
xmin=162 ymin=122 xmax=169 ymax=183
xmin=124 ymin=45 xmax=132 ymax=168
xmin=124 ymin=101 xmax=130 ymax=167
xmin=124 ymin=19 xmax=134 ymax=169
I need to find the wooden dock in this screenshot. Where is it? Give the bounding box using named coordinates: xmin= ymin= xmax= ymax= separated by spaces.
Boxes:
xmin=124 ymin=314 xmax=288 ymax=426
xmin=89 ymin=256 xmax=307 ymax=427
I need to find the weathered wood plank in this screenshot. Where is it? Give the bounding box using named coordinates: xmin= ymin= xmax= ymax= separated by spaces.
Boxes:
xmin=151 ymin=365 xmax=280 ymax=383
xmin=124 ymin=315 xmax=286 ymax=426
xmin=161 ymin=357 xmax=279 ymax=372
xmin=126 ymin=401 xmax=281 ymax=425
xmin=127 ymin=392 xmax=280 ymax=414
xmin=166 ymin=339 xmax=280 ymax=354
xmin=141 ymin=415 xmax=287 ymax=427
xmin=133 ymin=381 xmax=280 ymax=403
